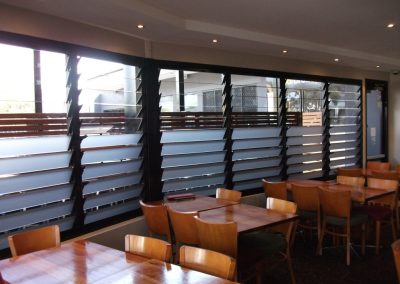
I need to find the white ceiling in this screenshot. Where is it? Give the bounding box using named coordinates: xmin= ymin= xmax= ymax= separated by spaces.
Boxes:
xmin=1 ymin=0 xmax=400 ymax=72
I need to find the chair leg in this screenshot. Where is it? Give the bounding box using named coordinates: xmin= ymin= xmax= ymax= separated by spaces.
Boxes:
xmin=392 ymin=217 xmax=398 ymax=241
xmin=286 ymin=248 xmax=296 ymax=284
xmin=346 ymin=226 xmax=350 ymax=266
xmin=376 ymin=221 xmax=381 ymax=255
xmin=317 ymin=221 xmax=326 ymax=255
xmin=361 ymin=223 xmax=366 ymax=256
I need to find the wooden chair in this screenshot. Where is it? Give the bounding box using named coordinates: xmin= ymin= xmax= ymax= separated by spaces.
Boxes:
xmin=397 ymin=165 xmax=400 ymax=174
xmin=194 ymin=216 xmax=265 ymax=283
xmin=8 ymin=225 xmax=60 ymax=257
xmin=370 ymin=170 xmax=399 ymax=180
xmin=367 ymin=161 xmax=390 ymax=171
xmin=125 ymin=234 xmax=172 ymax=262
xmin=317 ymin=189 xmax=367 ymax=265
xmin=291 ymin=184 xmax=321 ymax=244
xmin=216 ymin=188 xmax=242 ymax=203
xmin=262 ymin=179 xmax=287 ymax=200
xmin=336 ymin=167 xmax=363 ymax=177
xmin=179 ymin=245 xmax=236 ymax=281
xmin=366 ymin=177 xmax=398 ymax=255
xmin=337 ymin=175 xmax=365 ymax=186
xmin=392 ymin=239 xmax=400 ymax=283
xmin=139 ymin=200 xmax=172 ymax=242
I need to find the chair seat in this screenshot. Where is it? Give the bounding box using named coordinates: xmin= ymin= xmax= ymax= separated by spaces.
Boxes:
xmin=325 ymin=211 xmax=368 ymax=227
xmin=298 ymin=209 xmax=317 ymax=220
xmin=239 ymin=231 xmax=286 ymax=257
xmin=364 ymin=205 xmax=392 ymax=221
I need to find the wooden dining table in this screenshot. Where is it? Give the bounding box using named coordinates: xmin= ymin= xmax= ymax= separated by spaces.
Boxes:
xmin=164 ymin=195 xmax=237 ymax=213
xmin=198 ymin=203 xmax=298 ymax=235
xmin=0 ymin=240 xmax=238 ymax=284
xmin=319 ymin=183 xmax=396 ymax=203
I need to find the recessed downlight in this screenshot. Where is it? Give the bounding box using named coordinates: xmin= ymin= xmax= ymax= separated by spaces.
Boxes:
xmin=387 ymin=23 xmax=395 ymax=28
xmin=376 ymin=65 xmax=381 ymax=68
xmin=137 ymin=24 xmax=144 ymax=29
xmin=334 ymin=58 xmax=340 ymax=62
xmin=282 ymin=50 xmax=288 ymax=54
xmin=212 ymin=39 xmax=218 ymax=43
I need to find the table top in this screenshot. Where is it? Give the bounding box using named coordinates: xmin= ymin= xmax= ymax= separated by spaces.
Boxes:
xmin=198 ymin=203 xmax=297 ymax=234
xmin=319 ymin=183 xmax=396 ymax=203
xmin=164 ymin=195 xmax=237 ymax=213
xmin=0 ymin=240 xmax=237 ymax=284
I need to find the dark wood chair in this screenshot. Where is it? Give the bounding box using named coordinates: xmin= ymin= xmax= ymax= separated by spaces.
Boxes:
xmin=139 ymin=200 xmax=172 ymax=242
xmin=336 ymin=167 xmax=363 ymax=177
xmin=262 ymin=179 xmax=287 ymax=200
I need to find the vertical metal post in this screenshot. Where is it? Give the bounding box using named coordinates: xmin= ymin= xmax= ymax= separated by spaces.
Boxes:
xmin=178 ymin=70 xmax=185 ymax=112
xmin=322 ymin=82 xmax=331 ymax=179
xmin=33 ymin=50 xmax=43 ymax=113
xmin=222 ymin=73 xmax=234 ymax=189
xmin=138 ymin=61 xmax=163 ymax=201
xmin=278 ymin=78 xmax=288 ymax=180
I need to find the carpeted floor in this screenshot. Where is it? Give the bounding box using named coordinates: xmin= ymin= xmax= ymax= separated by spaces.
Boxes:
xmin=256 ymin=227 xmax=398 ymax=284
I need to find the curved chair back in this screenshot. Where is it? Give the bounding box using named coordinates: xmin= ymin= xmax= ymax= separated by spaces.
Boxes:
xmin=336 ymin=167 xmax=363 ymax=177
xmin=216 ymin=188 xmax=242 ymax=203
xmin=139 ymin=200 xmax=171 ymax=242
xmin=262 ymin=179 xmax=287 ymax=200
xmin=179 ymin=245 xmax=236 ymax=281
xmin=291 ymin=184 xmax=319 ymax=211
xmin=370 ymin=170 xmax=399 ymax=180
xmin=319 ymin=189 xmax=351 ymax=218
xmin=367 ymin=177 xmax=399 ymax=208
xmin=167 ymin=207 xmax=199 ymax=245
xmin=367 ymin=161 xmax=390 ymax=171
xmin=337 ymin=175 xmax=365 ymax=186
xmin=125 ymin=235 xmax=172 ymax=262
xmin=194 ymin=216 xmax=237 ymax=258
xmin=8 ymin=225 xmax=60 ymax=257
xmin=266 ymin=197 xmax=297 ymax=238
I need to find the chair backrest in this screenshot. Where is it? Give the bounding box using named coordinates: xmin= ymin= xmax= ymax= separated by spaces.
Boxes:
xmin=397 ymin=165 xmax=400 ymax=174
xmin=367 ymin=161 xmax=390 ymax=171
xmin=167 ymin=207 xmax=199 ymax=245
xmin=194 ymin=216 xmax=237 ymax=258
xmin=337 ymin=175 xmax=365 ymax=186
xmin=319 ymin=189 xmax=351 ymax=218
xmin=139 ymin=200 xmax=171 ymax=242
xmin=125 ymin=235 xmax=172 ymax=262
xmin=262 ymin=179 xmax=287 ymax=200
xmin=8 ymin=225 xmax=60 ymax=257
xmin=216 ymin=188 xmax=242 ymax=203
xmin=367 ymin=177 xmax=399 ymax=208
xmin=179 ymin=245 xmax=236 ymax=281
xmin=336 ymin=167 xmax=363 ymax=177
xmin=291 ymin=184 xmax=320 ymax=211
xmin=370 ymin=170 xmax=399 ymax=180
xmin=392 ymin=239 xmax=400 ymax=284
xmin=266 ymin=197 xmax=297 ymax=239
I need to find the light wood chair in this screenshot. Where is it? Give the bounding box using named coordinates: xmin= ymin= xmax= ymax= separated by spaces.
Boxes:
xmin=8 ymin=225 xmax=60 ymax=257
xmin=194 ymin=216 xmax=265 ymax=283
xmin=317 ymin=189 xmax=367 ymax=265
xmin=139 ymin=200 xmax=172 ymax=242
xmin=366 ymin=177 xmax=398 ymax=255
xmin=337 ymin=175 xmax=365 ymax=186
xmin=125 ymin=234 xmax=172 ymax=262
xmin=336 ymin=167 xmax=363 ymax=177
xmin=216 ymin=188 xmax=242 ymax=203
xmin=370 ymin=170 xmax=399 ymax=180
xmin=179 ymin=245 xmax=236 ymax=281
xmin=392 ymin=239 xmax=400 ymax=283
xmin=291 ymin=184 xmax=321 ymax=244
xmin=262 ymin=179 xmax=288 ymax=200
xmin=367 ymin=161 xmax=390 ymax=171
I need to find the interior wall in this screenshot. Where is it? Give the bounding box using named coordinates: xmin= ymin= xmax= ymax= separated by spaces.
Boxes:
xmin=388 ymin=73 xmax=400 ymax=166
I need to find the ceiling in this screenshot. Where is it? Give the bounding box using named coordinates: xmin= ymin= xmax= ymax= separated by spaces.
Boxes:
xmin=1 ymin=0 xmax=400 ymax=72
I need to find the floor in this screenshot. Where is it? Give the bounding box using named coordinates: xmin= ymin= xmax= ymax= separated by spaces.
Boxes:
xmin=257 ymin=227 xmax=397 ymax=284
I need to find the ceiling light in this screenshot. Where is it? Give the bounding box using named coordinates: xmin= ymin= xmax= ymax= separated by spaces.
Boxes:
xmin=376 ymin=65 xmax=381 ymax=68
xmin=387 ymin=23 xmax=395 ymax=28
xmin=282 ymin=50 xmax=288 ymax=54
xmin=212 ymin=39 xmax=218 ymax=43
xmin=334 ymin=58 xmax=339 ymax=62
xmin=137 ymin=24 xmax=144 ymax=29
